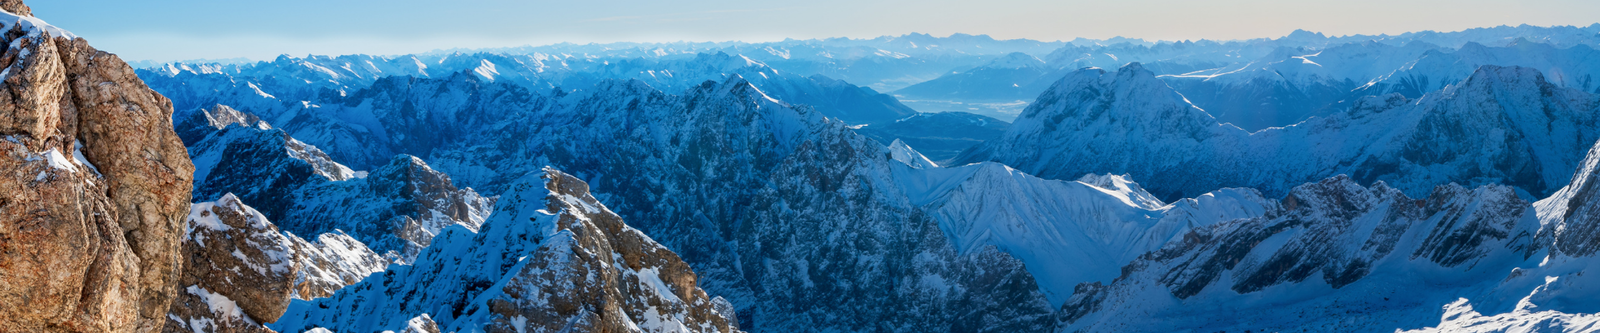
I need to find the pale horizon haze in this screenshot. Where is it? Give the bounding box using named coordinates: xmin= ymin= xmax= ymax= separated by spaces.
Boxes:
xmin=30 ymin=0 xmax=1600 ymax=63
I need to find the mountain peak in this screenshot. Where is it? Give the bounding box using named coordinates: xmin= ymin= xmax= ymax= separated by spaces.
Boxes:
xmin=1118 ymin=61 xmax=1150 ymax=76
xmin=1458 ymin=65 xmax=1551 ymax=91
xmin=1286 ymin=29 xmax=1327 ymax=40
xmin=887 ymin=139 xmax=939 ymax=169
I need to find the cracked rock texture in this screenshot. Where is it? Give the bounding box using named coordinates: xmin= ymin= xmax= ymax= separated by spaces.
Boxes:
xmin=0 ymin=1 xmax=195 ymax=333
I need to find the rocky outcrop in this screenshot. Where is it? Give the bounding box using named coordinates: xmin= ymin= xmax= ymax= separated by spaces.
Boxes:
xmin=165 ymin=194 xmax=390 ymax=333
xmin=0 ymin=0 xmax=27 ymax=16
xmin=165 ymin=194 xmax=296 ymax=333
xmin=0 ymin=2 xmax=195 ymax=332
xmin=274 ymin=168 xmax=742 ymax=333
xmin=286 ymin=231 xmax=387 ymax=300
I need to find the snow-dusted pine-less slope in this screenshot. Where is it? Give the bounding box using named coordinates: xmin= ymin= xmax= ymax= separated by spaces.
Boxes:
xmin=960 ymin=62 xmax=1600 ymax=201
xmin=271 ymin=168 xmax=741 ymax=333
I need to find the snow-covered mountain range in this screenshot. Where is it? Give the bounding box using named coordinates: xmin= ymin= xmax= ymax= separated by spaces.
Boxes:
xmin=895 ymin=25 xmax=1600 ymax=124
xmin=1062 ymin=139 xmax=1600 ymax=332
xmin=959 ymin=62 xmax=1600 ymax=202
xmin=4 ymin=2 xmax=1576 ymax=329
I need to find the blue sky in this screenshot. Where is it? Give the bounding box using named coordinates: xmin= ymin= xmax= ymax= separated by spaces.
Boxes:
xmin=30 ymin=0 xmax=1600 ymax=62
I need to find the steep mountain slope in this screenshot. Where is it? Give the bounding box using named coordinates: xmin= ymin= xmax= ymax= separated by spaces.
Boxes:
xmin=960 ymin=62 xmax=1600 ymax=201
xmin=251 ymin=70 xmax=1304 ymax=331
xmin=184 ymin=114 xmax=493 ymax=263
xmin=0 ymin=2 xmax=196 ymax=332
xmin=184 ymin=71 xmax=1062 ymax=331
xmin=272 ymin=168 xmax=743 ymax=333
xmin=415 ymin=76 xmax=1060 ymax=332
xmin=855 ymin=111 xmax=1009 ymax=163
xmin=1059 ymin=176 xmax=1542 ymax=332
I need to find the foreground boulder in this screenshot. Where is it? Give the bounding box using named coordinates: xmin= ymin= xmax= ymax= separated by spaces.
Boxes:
xmin=165 ymin=194 xmax=296 ymax=333
xmin=165 ymin=194 xmax=391 ymax=333
xmin=0 ymin=2 xmax=195 ymax=332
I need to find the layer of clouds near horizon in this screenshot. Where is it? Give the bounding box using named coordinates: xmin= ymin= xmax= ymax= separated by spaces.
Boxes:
xmin=30 ymin=0 xmax=1600 ymax=62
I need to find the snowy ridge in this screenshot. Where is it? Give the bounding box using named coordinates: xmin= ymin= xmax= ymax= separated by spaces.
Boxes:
xmin=0 ymin=7 xmax=76 ymax=40
xmin=894 ymin=162 xmax=1272 ymax=305
xmin=185 ymin=120 xmax=494 ymax=263
xmin=1060 ymin=176 xmax=1543 ymax=332
xmin=286 ymin=231 xmax=388 ymax=300
xmin=886 ymin=139 xmax=938 ymax=169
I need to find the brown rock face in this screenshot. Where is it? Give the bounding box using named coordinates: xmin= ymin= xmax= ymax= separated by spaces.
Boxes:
xmin=0 ymin=2 xmax=195 ymax=332
xmin=0 ymin=0 xmax=27 ymax=16
xmin=165 ymin=194 xmax=298 ymax=331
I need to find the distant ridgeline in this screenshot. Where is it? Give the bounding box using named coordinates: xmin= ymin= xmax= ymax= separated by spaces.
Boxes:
xmin=116 ymin=21 xmax=1600 ymax=333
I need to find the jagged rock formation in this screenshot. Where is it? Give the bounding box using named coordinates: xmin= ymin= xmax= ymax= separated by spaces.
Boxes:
xmin=0 ymin=2 xmax=195 ymax=332
xmin=184 ymin=118 xmax=492 ymax=262
xmin=1059 ymin=175 xmax=1542 ymax=332
xmin=188 ymin=73 xmax=1073 ymax=332
xmin=165 ymin=193 xmax=390 ymax=333
xmin=285 ymin=231 xmax=387 ymax=300
xmin=273 ymin=168 xmax=743 ymax=333
xmin=165 ymin=194 xmax=296 ymax=333
xmin=960 ymin=63 xmax=1600 ymax=201
xmin=175 ymin=104 xmax=264 ymax=145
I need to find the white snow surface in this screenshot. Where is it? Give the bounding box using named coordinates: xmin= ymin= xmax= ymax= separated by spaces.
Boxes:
xmin=0 ymin=8 xmax=77 ymax=40
xmin=893 ymin=161 xmax=1271 ymax=304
